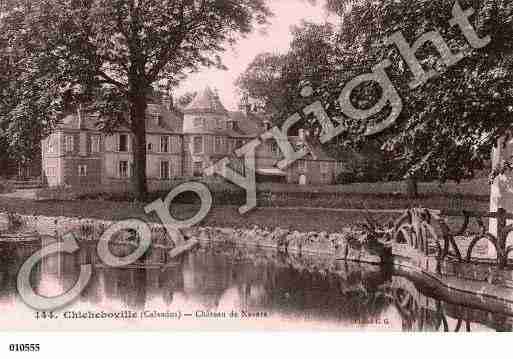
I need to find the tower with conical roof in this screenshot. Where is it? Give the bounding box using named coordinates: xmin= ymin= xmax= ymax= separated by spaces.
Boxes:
xmin=181 ymin=86 xmax=232 ymax=176
xmin=182 ymin=86 xmax=229 ymax=133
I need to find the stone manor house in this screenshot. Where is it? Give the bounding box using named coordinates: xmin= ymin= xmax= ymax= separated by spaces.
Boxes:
xmin=41 ymin=87 xmax=346 ymax=190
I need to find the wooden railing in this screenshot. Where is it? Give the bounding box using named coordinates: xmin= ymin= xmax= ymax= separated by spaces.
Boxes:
xmin=393 ymin=208 xmax=513 ymax=269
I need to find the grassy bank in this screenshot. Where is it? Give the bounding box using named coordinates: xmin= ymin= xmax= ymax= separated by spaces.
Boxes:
xmin=35 ymin=178 xmax=490 ymax=212
xmin=0 ymin=190 xmax=489 ymax=233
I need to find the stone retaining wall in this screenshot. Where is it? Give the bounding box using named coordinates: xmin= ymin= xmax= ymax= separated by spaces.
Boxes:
xmin=0 ymin=212 xmax=381 ymax=263
xmin=2 ymin=211 xmax=513 ymax=314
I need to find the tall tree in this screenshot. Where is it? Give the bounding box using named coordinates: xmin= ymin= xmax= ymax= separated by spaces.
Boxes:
xmin=238 ymin=1 xmax=513 ymax=194
xmin=236 ymin=52 xmax=287 ymax=117
xmin=319 ymin=0 xmax=513 ymax=190
xmin=236 ymin=22 xmax=338 ymax=123
xmin=0 ymin=0 xmax=271 ymax=198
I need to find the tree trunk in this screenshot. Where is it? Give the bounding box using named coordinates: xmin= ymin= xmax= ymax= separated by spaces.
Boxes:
xmin=405 ymin=178 xmax=418 ymax=198
xmin=130 ymin=93 xmax=148 ymax=200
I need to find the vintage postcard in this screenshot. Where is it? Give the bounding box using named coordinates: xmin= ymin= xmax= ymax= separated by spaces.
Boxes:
xmin=0 ymin=0 xmax=512 ymax=341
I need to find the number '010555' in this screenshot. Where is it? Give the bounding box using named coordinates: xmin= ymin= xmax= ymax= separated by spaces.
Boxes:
xmin=9 ymin=344 xmax=40 ymax=352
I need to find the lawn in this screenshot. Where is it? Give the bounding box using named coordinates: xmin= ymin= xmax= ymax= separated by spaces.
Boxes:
xmin=0 ymin=188 xmax=490 ymax=233
xmin=33 ymin=178 xmax=490 ymax=213
xmin=257 ymin=178 xmax=490 ymax=196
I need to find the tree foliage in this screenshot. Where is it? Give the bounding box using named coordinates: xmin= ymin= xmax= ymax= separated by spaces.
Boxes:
xmin=322 ymin=0 xmax=513 ymax=183
xmin=238 ymin=0 xmax=513 ymax=184
xmin=176 ymin=91 xmax=197 ymax=108
xmin=0 ymin=0 xmax=272 ymax=195
xmin=236 ymin=22 xmax=339 ymax=122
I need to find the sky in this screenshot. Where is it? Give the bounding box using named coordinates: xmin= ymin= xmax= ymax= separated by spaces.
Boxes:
xmin=175 ymin=0 xmax=334 ymax=111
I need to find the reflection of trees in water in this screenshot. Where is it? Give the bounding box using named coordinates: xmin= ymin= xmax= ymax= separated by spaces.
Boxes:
xmin=260 ymin=262 xmax=392 ymax=323
xmin=192 ymin=246 xmax=513 ymax=331
xmin=100 ymin=269 xmax=149 ymax=310
xmin=1 ymin=242 xmax=512 ymax=331
xmin=0 ymin=246 xmax=20 ymax=304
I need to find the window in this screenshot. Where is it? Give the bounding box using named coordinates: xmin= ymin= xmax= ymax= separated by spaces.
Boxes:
xmin=193 ymin=162 xmax=203 ymax=177
xmin=216 ymin=118 xmax=224 ymax=129
xmin=151 ymin=113 xmax=162 ymax=125
xmin=236 ymin=139 xmax=244 ymax=149
xmin=214 ymin=136 xmax=222 ymax=153
xmin=78 ymin=165 xmax=87 ymax=177
xmin=147 ymin=142 xmax=153 ymax=152
xmin=119 ymin=161 xmax=129 ymax=178
xmin=193 ymin=118 xmax=204 ymax=127
xmin=91 ymin=135 xmax=101 ymax=153
xmin=119 ymin=134 xmax=128 ymax=152
xmin=47 ymin=167 xmax=56 ymax=177
xmin=193 ymin=136 xmax=203 ymax=154
xmin=227 ymin=121 xmax=234 ymax=130
xmin=160 ymin=161 xmax=170 ymax=180
xmin=47 ymin=138 xmax=56 ymax=153
xmin=160 ymin=136 xmax=170 ymax=153
xmin=298 ymin=160 xmax=307 ymax=172
xmin=263 ymin=121 xmax=272 ymax=131
xmin=271 ymin=142 xmax=280 ymax=157
xmin=65 ymin=135 xmax=74 ymax=153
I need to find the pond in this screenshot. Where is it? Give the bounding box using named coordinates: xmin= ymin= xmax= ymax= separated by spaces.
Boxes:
xmin=0 ymin=239 xmax=512 ymax=331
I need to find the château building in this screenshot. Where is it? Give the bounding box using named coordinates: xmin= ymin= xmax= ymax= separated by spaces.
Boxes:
xmin=41 ymin=87 xmax=345 ymax=190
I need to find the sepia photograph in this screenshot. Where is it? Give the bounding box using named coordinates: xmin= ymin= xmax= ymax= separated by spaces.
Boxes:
xmin=0 ymin=0 xmax=512 ymax=345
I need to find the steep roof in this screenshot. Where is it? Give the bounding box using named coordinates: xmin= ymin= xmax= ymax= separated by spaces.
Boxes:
xmin=57 ymin=113 xmax=107 ymax=131
xmin=183 ymin=86 xmax=228 ymax=115
xmin=57 ymin=102 xmax=184 ymax=134
xmin=228 ymin=111 xmax=265 ymax=137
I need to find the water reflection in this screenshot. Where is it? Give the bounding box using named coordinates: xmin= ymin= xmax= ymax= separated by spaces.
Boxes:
xmin=0 ymin=240 xmax=511 ymax=331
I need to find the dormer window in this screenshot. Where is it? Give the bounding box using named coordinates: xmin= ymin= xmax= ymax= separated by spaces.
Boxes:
xmin=227 ymin=121 xmax=234 ymax=130
xmin=271 ymin=142 xmax=280 ymax=157
xmin=215 ymin=118 xmax=224 ymax=129
xmin=47 ymin=137 xmax=56 ymax=153
xmin=152 ymin=113 xmax=162 ymax=125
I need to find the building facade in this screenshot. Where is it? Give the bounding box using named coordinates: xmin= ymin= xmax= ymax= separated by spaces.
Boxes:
xmin=42 ymin=87 xmax=346 ymax=190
